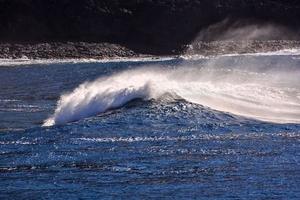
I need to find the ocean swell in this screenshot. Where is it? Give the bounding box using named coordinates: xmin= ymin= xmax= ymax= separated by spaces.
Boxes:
xmin=43 ymin=71 xmax=155 ymax=126
xmin=44 ymin=55 xmax=300 ymax=126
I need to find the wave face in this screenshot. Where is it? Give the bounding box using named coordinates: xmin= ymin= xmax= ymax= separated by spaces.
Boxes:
xmin=44 ymin=53 xmax=300 ymax=126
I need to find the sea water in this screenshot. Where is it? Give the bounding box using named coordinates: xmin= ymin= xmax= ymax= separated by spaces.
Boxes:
xmin=0 ymin=52 xmax=300 ymax=199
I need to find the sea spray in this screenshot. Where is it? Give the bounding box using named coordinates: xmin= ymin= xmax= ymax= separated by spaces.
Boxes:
xmin=44 ymin=53 xmax=300 ymax=126
xmin=43 ymin=69 xmax=161 ymax=126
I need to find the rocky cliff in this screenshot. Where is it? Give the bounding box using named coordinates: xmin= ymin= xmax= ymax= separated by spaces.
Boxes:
xmin=0 ymin=0 xmax=300 ymax=55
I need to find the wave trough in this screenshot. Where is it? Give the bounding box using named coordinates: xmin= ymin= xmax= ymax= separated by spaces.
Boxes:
xmin=44 ymin=54 xmax=300 ymax=126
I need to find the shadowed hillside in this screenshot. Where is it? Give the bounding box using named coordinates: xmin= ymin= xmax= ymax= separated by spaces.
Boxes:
xmin=0 ymin=0 xmax=300 ymax=55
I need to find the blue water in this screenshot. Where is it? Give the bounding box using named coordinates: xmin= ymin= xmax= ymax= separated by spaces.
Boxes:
xmin=0 ymin=55 xmax=300 ymax=199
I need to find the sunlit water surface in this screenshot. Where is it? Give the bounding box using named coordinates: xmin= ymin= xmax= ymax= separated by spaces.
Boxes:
xmin=0 ymin=54 xmax=300 ymax=199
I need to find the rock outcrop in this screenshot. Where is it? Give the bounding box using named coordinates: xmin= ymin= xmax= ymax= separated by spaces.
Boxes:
xmin=0 ymin=0 xmax=300 ymax=56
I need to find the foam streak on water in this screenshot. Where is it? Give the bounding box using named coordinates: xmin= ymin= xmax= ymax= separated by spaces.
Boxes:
xmin=44 ymin=53 xmax=300 ymax=126
xmin=1 ymin=51 xmax=300 ymax=199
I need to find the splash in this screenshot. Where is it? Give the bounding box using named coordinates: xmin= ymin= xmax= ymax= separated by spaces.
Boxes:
xmin=193 ymin=19 xmax=298 ymax=41
xmin=43 ymin=71 xmax=155 ymax=126
xmin=44 ymin=53 xmax=300 ymax=126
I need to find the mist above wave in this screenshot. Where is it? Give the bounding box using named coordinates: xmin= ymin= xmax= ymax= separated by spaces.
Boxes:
xmin=44 ymin=54 xmax=300 ymax=126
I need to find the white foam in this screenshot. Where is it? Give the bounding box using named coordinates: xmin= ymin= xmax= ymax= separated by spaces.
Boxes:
xmin=228 ymin=48 xmax=300 ymax=56
xmin=74 ymin=132 xmax=300 ymax=144
xmin=44 ymin=54 xmax=300 ymax=126
xmin=181 ymin=48 xmax=300 ymax=60
xmin=43 ymin=70 xmax=157 ymax=126
xmin=0 ymin=56 xmax=175 ymax=67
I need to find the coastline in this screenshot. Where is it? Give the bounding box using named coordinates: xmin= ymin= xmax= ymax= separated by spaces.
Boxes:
xmin=0 ymin=56 xmax=177 ymax=67
xmin=0 ymin=42 xmax=142 ymax=59
xmin=1 ymin=40 xmax=300 ymax=60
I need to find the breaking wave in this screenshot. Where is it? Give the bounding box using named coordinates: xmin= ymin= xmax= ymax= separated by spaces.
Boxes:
xmin=44 ymin=53 xmax=300 ymax=126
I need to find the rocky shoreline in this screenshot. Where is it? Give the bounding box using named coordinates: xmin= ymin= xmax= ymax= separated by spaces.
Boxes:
xmin=0 ymin=42 xmax=140 ymax=59
xmin=184 ymin=40 xmax=300 ymax=56
xmin=1 ymin=1 xmax=300 ymax=56
xmin=1 ymin=40 xmax=300 ymax=60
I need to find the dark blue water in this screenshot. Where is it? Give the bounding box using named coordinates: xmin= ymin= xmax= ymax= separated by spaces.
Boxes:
xmin=0 ymin=56 xmax=300 ymax=199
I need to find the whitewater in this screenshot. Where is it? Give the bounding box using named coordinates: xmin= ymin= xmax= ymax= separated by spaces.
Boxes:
xmin=1 ymin=48 xmax=300 ymax=199
xmin=43 ymin=50 xmax=300 ymax=126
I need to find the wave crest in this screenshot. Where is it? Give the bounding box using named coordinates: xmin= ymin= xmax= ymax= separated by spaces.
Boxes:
xmin=44 ymin=56 xmax=300 ymax=126
xmin=43 ymin=71 xmax=157 ymax=126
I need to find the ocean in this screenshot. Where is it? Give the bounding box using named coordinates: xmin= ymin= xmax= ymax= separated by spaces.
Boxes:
xmin=1 ymin=51 xmax=300 ymax=199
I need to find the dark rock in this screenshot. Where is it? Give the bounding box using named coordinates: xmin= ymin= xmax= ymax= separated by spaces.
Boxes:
xmin=1 ymin=0 xmax=300 ymax=56
xmin=0 ymin=42 xmax=139 ymax=59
